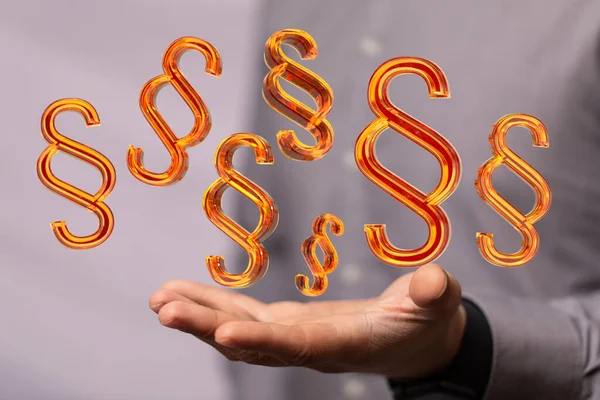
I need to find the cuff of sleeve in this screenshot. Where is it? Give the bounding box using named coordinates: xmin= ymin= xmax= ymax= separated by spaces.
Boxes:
xmin=463 ymin=292 xmax=583 ymax=400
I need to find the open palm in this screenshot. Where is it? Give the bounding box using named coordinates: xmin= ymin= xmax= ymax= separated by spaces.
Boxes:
xmin=149 ymin=264 xmax=466 ymax=379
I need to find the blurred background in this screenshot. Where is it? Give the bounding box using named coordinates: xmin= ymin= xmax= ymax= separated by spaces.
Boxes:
xmin=3 ymin=0 xmax=599 ymax=399
xmin=0 ymin=0 xmax=262 ymax=399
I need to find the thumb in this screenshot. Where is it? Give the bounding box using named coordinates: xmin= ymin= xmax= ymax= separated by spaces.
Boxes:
xmin=408 ymin=264 xmax=462 ymax=314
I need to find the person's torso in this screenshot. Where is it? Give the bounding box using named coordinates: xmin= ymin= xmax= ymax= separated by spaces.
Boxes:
xmin=230 ymin=1 xmax=600 ymax=399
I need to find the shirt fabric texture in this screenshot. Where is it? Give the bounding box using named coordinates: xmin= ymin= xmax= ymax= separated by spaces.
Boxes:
xmin=231 ymin=1 xmax=600 ymax=399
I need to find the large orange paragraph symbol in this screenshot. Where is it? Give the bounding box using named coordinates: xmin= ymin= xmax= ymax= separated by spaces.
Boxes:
xmin=36 ymin=99 xmax=116 ymax=249
xmin=355 ymin=58 xmax=461 ymax=267
xmin=127 ymin=37 xmax=222 ymax=186
xmin=295 ymin=214 xmax=344 ymax=297
xmin=475 ymin=114 xmax=551 ymax=267
xmin=202 ymin=134 xmax=279 ymax=287
xmin=263 ymin=29 xmax=334 ymax=161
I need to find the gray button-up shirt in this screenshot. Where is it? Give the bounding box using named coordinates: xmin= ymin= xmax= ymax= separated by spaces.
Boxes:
xmin=232 ymin=1 xmax=600 ymax=399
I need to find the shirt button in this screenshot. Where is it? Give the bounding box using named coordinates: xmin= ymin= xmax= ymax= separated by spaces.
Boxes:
xmin=343 ymin=378 xmax=367 ymax=399
xmin=359 ymin=36 xmax=383 ymax=58
xmin=342 ymin=149 xmax=357 ymax=171
xmin=340 ymin=263 xmax=362 ymax=286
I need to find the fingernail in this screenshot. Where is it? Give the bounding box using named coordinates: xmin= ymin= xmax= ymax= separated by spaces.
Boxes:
xmin=434 ymin=271 xmax=449 ymax=300
xmin=216 ymin=336 xmax=237 ymax=348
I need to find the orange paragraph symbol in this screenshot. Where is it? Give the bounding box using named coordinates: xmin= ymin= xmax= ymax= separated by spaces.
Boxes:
xmin=128 ymin=37 xmax=222 ymax=186
xmin=475 ymin=114 xmax=551 ymax=267
xmin=295 ymin=214 xmax=344 ymax=297
xmin=355 ymin=57 xmax=461 ymax=267
xmin=36 ymin=98 xmax=116 ymax=249
xmin=263 ymin=29 xmax=334 ymax=161
xmin=203 ymin=134 xmax=279 ymax=287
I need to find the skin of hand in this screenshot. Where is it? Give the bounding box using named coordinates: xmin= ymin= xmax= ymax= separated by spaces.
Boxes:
xmin=149 ymin=263 xmax=467 ymax=380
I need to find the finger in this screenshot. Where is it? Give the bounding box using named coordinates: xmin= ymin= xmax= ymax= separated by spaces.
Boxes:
xmin=215 ymin=316 xmax=368 ymax=367
xmin=225 ymin=348 xmax=289 ymax=368
xmin=149 ymin=289 xmax=195 ymax=313
xmin=267 ymin=298 xmax=374 ymax=322
xmin=158 ymin=300 xmax=236 ymax=339
xmin=160 ymin=280 xmax=267 ymax=320
xmin=155 ymin=297 xmax=233 ymax=350
xmin=409 ymin=264 xmax=462 ymax=313
xmin=215 ymin=321 xmax=327 ymax=366
xmin=156 ymin=301 xmax=286 ymax=367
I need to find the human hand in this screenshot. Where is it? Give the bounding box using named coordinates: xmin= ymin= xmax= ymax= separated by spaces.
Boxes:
xmin=149 ymin=263 xmax=466 ymax=379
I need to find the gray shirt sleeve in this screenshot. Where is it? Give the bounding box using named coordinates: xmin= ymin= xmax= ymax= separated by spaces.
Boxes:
xmin=466 ymin=290 xmax=600 ymax=400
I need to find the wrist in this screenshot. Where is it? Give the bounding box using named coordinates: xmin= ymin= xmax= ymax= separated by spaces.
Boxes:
xmin=415 ymin=303 xmax=468 ymax=378
xmin=388 ymin=298 xmax=493 ymax=399
xmin=382 ymin=303 xmax=467 ymax=380
xmin=429 ymin=303 xmax=468 ymax=375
